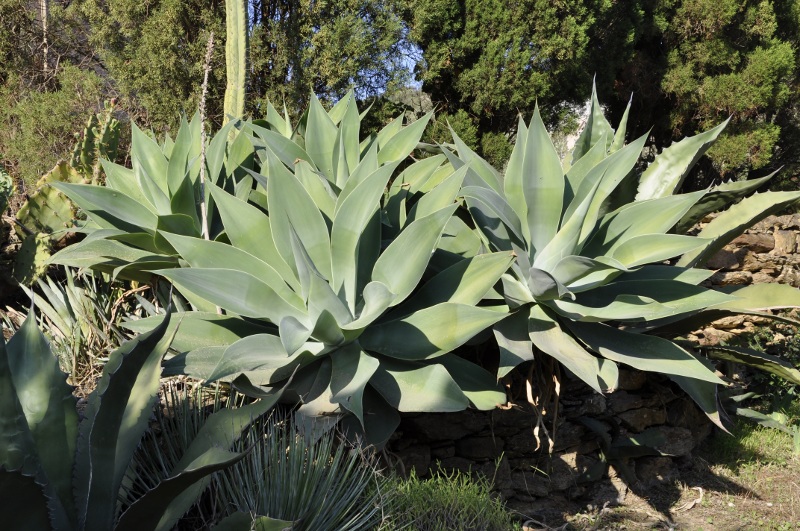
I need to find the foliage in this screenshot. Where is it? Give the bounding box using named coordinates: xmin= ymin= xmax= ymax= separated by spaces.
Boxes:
xmin=611 ymin=0 xmax=800 ymax=183
xmin=0 ymin=168 xmax=12 ymax=215
xmin=381 ymin=468 xmax=519 ymax=531
xmin=0 ymin=310 xmax=287 ymax=530
xmin=70 ymin=100 xmax=122 ymax=182
xmin=215 ymin=414 xmax=394 ymax=529
xmin=52 ymin=94 xmax=511 ymax=446
xmin=448 ymin=85 xmax=800 ymax=443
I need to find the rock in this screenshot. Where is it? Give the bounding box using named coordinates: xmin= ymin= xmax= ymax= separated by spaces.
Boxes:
xmin=617 ymin=369 xmax=647 ymax=391
xmin=403 ymin=409 xmax=488 ymax=441
xmin=710 ymin=270 xmax=752 ymax=286
xmin=752 ymin=271 xmax=776 ymax=284
xmin=609 ymin=390 xmax=644 ymax=413
xmin=731 ymin=233 xmax=774 ymax=253
xmin=773 ymin=230 xmax=798 ymax=254
xmin=617 ymin=407 xmax=667 ymax=431
xmin=552 ymin=421 xmax=585 ymax=452
xmin=706 ymin=249 xmax=742 ymax=270
xmin=636 ymin=456 xmax=678 ymax=486
xmin=477 ymin=456 xmax=512 ymax=490
xmin=430 ymin=443 xmax=455 ymax=459
xmin=396 ymin=444 xmax=431 ymax=477
xmin=455 ymin=436 xmax=504 ymax=460
xmin=437 ymin=456 xmax=473 ymax=474
xmin=510 ymin=470 xmax=550 ymax=497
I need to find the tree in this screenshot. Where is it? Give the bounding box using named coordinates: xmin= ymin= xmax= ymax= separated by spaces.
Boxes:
xmin=610 ymin=0 xmax=800 ymax=184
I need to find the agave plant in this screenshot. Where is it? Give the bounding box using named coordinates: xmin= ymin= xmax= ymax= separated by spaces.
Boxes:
xmin=0 ymin=310 xmax=287 ymax=531
xmin=52 ymin=93 xmax=513 ymax=446
xmin=446 ymin=86 xmax=800 ymax=443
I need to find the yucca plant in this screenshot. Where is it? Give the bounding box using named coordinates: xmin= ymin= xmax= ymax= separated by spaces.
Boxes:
xmin=447 ymin=86 xmax=800 ymax=444
xmin=0 ymin=310 xmax=287 ymax=531
xmin=52 ymin=93 xmax=513 ymax=446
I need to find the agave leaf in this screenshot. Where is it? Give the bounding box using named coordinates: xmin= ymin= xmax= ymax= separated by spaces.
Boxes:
xmin=568 ymin=321 xmax=723 ymax=384
xmin=550 ymin=295 xmax=675 ymax=322
xmin=160 ymin=231 xmax=304 ymax=310
xmin=339 ymin=92 xmax=361 ymax=173
xmin=610 ymin=94 xmax=632 ymax=154
xmin=437 ymin=354 xmax=507 ymax=410
xmin=370 ymin=359 xmax=469 ymax=412
xmin=612 ymin=234 xmax=708 ymax=267
xmin=460 ymin=185 xmax=524 ymax=244
xmin=5 ymin=314 xmax=78 ymax=524
xmin=570 ymin=81 xmax=614 ymax=166
xmin=209 ymin=184 xmax=299 ymax=292
xmin=116 ymin=448 xmax=248 ymax=531
xmin=305 ymin=93 xmax=339 ymax=180
xmin=0 ymin=469 xmax=54 ymax=531
xmin=330 ymin=164 xmax=394 ymax=307
xmin=503 ymin=116 xmax=529 ymax=240
xmin=78 ymin=311 xmax=176 ymax=530
xmin=103 ymin=159 xmax=156 ymax=213
xmin=564 ymin=131 xmax=609 ymax=201
xmin=636 ymin=119 xmax=729 ymax=201
xmin=341 ymin=281 xmax=395 ymax=332
xmin=528 ymin=267 xmax=574 ymax=301
xmin=494 ymin=311 xmax=534 ymax=378
xmin=155 ymin=268 xmax=306 ymax=322
xmin=378 ymin=113 xmax=432 ymax=165
xmin=198 ymin=333 xmax=291 ymax=383
xmin=449 ymin=126 xmax=503 ymax=193
xmin=280 ymin=317 xmax=311 ymax=356
xmin=670 ymin=373 xmax=728 ymax=432
xmin=677 ymin=191 xmax=800 ymax=268
xmin=340 ymin=385 xmax=400 ymax=448
xmin=528 ymin=305 xmax=616 ymax=393
xmin=674 ymin=173 xmax=776 ymax=233
xmin=166 ymin=115 xmax=195 ymax=195
xmin=585 ymin=191 xmax=705 ymax=256
xmin=523 ymin=106 xmax=564 ymax=260
xmin=386 ymin=252 xmax=515 ymax=319
xmin=249 ymin=126 xmax=313 ymax=168
xmin=407 ymin=164 xmax=468 ymax=225
xmin=267 ymin=153 xmax=333 ymax=281
xmin=375 ymin=114 xmax=404 ymax=150
xmin=550 ymin=255 xmax=630 ymax=289
xmin=704 ymin=344 xmax=800 ymax=386
xmin=372 ymin=204 xmax=457 ymax=305
xmin=330 ymin=344 xmax=380 ymax=426
xmin=617 ymin=264 xmax=713 ymax=285
xmin=360 ymin=303 xmax=507 ymax=360
xmin=713 ymin=283 xmax=800 ymax=311
xmin=52 ymin=182 xmax=158 ymax=233
xmin=169 ymin=176 xmax=201 ymax=229
xmin=294 ymin=161 xmax=337 ymax=218
xmin=131 ymin=123 xmax=170 ymax=197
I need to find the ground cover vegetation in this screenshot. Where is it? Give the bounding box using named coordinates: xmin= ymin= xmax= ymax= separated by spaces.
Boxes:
xmin=2 ymin=0 xmax=800 ymax=528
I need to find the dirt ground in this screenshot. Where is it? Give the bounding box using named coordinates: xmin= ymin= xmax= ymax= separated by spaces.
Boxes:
xmin=520 ymin=426 xmax=800 ymax=531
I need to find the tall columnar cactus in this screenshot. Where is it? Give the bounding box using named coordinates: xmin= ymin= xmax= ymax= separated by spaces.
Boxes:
xmin=223 ymin=0 xmax=248 ymax=125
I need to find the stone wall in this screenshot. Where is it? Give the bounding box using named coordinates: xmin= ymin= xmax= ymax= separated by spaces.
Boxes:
xmin=691 ymin=213 xmax=800 ymax=345
xmin=389 ymin=370 xmax=711 ymax=519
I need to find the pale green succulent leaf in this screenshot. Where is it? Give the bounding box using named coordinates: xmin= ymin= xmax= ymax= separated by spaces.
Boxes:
xmin=370 ymin=360 xmax=469 ymax=412
xmin=523 ymin=106 xmax=565 ymax=260
xmin=375 ymin=114 xmax=404 ymax=149
xmin=612 ymin=234 xmax=708 ymax=268
xmin=387 ymin=252 xmax=515 ymax=319
xmin=407 ymin=164 xmax=468 ymax=225
xmin=586 ymin=191 xmax=705 ymax=256
xmin=52 ymin=182 xmax=158 ymax=233
xmin=155 ymin=268 xmax=306 ymax=322
xmin=551 ymin=255 xmax=631 ymax=288
xmin=103 ymin=159 xmax=156 ymax=213
xmin=160 ymin=231 xmax=304 ymax=310
xmin=528 ymin=305 xmax=615 ymax=393
xmin=494 ymin=311 xmax=534 ymax=378
xmin=677 ymin=191 xmax=800 ymax=268
xmin=567 ymin=321 xmax=723 ymax=384
xmin=549 ymin=295 xmax=674 ymax=322
xmin=306 ymin=93 xmax=339 ymax=180
xmin=131 ymin=122 xmax=170 ymax=196
xmin=504 ymin=116 xmax=529 ymax=241
xmin=267 ymin=153 xmax=333 ymax=281
xmin=342 ymin=281 xmax=395 ymax=331
xmin=378 ymin=113 xmax=432 ymax=165
xmin=675 ymin=172 xmax=776 ymax=233
xmin=249 ymin=124 xmax=313 ymax=167
xmin=360 ymin=303 xmax=507 ymax=360
xmin=501 ymin=274 xmax=535 ymax=308
xmin=570 ymin=81 xmax=614 ymax=166
xmin=528 ymin=267 xmax=575 ymax=301
xmin=210 ymin=185 xmax=300 ymax=291
xmin=636 ymin=119 xmax=729 ymax=201
xmin=462 ymin=185 xmax=524 ymax=251
xmin=200 ymin=333 xmax=290 ymax=383
xmin=212 ymin=512 xmax=294 ymax=531
xmin=308 ymin=271 xmax=353 ymax=328
xmin=617 ymin=264 xmax=713 ymax=285
xmin=372 ymin=204 xmax=457 ymax=304
xmin=712 ymin=283 xmax=800 ymax=312
xmin=449 ymin=126 xmax=503 ymax=193
xmin=280 ymin=317 xmax=311 ymax=356
xmin=437 ymin=354 xmax=507 ymax=410
xmin=331 ymin=164 xmax=394 ymax=305
xmin=564 ymin=130 xmax=608 ymax=200
xmin=610 ymin=94 xmax=631 ymax=154
xmin=340 ymin=92 xmax=361 ymax=173
xmin=294 ymin=161 xmax=337 ymax=218
xmin=330 ymin=344 xmax=380 ymax=426
xmin=669 ymin=373 xmax=727 ymax=431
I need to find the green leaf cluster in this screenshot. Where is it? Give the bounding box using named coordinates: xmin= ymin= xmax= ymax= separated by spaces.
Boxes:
xmin=50 ymin=88 xmax=800 ymax=448
xmin=0 ymin=311 xmax=285 ymax=531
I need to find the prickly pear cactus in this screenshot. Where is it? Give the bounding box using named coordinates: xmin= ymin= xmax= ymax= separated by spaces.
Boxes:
xmin=70 ymin=99 xmax=120 ymax=183
xmin=15 ymin=162 xmax=81 ymax=239
xmin=0 ymin=168 xmax=12 ymax=216
xmin=13 ymin=232 xmax=50 ymax=285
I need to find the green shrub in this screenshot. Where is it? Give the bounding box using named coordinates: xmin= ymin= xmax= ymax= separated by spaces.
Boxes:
xmin=382 ymin=469 xmax=519 ymax=531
